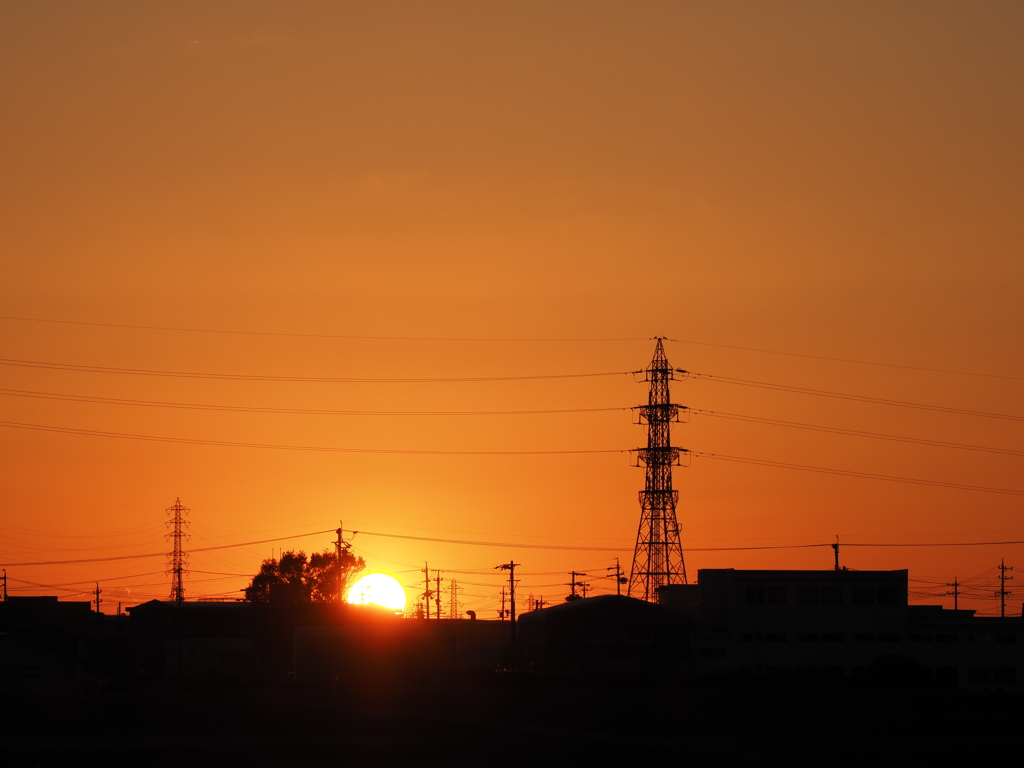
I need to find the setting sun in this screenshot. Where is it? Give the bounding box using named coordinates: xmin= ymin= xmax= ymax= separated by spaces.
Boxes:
xmin=346 ymin=573 xmax=407 ymax=611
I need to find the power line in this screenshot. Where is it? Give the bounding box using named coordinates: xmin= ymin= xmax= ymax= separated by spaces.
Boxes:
xmin=666 ymin=339 xmax=1024 ymax=382
xmin=692 ymin=409 xmax=1024 ymax=457
xmin=3 ymin=418 xmax=1019 ymax=494
xmin=313 ymin=528 xmax=1024 ymax=553
xmin=7 ymin=571 xmax=165 ymax=590
xmin=4 ymin=525 xmax=1024 ymax=570
xmin=688 ymin=372 xmax=1024 ymax=422
xmin=351 ymin=529 xmax=631 ymax=552
xmin=5 ymin=315 xmax=1020 ymax=381
xmin=0 ymin=315 xmax=647 ymax=342
xmin=692 ymin=452 xmax=1024 ymax=497
xmin=0 ymin=529 xmax=337 ymax=567
xmin=0 ymin=357 xmax=634 ymax=384
xmin=0 ymin=387 xmax=626 ymax=417
xmin=0 ymin=420 xmax=626 ymax=455
xmin=843 ymin=540 xmax=1024 ymax=548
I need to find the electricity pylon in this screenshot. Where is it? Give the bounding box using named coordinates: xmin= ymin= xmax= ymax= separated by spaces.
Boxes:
xmin=166 ymin=497 xmax=190 ymax=603
xmin=628 ymin=337 xmax=687 ymax=601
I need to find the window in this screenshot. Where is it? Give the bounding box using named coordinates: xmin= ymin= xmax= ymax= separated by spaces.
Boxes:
xmin=877 ymin=586 xmax=902 ymax=606
xmin=765 ymin=632 xmax=787 ymax=642
xmin=821 ymin=633 xmax=843 ymax=643
xmin=745 ymin=585 xmax=766 ymax=605
xmin=796 ymin=633 xmax=819 ymax=642
xmin=820 ymin=586 xmax=844 ymax=606
xmin=852 ymin=633 xmax=876 ymax=643
xmin=852 ymin=586 xmax=875 ymax=605
xmin=877 ymin=633 xmax=900 ymax=643
xmin=935 ymin=634 xmax=957 ymax=644
xmin=994 ymin=667 xmax=1017 ymax=685
xmin=911 ymin=634 xmax=933 ymax=643
xmin=996 ymin=634 xmax=1017 ymax=644
xmin=767 ymin=586 xmax=788 ymax=605
xmin=796 ymin=586 xmax=819 ymax=606
xmin=934 ymin=667 xmax=957 ymax=687
xmin=969 ymin=667 xmax=992 ymax=685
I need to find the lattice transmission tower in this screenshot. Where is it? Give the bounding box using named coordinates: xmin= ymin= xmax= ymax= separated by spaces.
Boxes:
xmin=628 ymin=337 xmax=687 ymax=601
xmin=166 ymin=497 xmax=190 ymax=603
xmin=448 ymin=579 xmax=462 ymax=620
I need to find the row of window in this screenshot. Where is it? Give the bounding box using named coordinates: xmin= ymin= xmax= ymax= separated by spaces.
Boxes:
xmin=737 ymin=632 xmax=902 ymax=643
xmin=910 ymin=633 xmax=958 ymax=643
xmin=732 ymin=665 xmax=1019 ymax=685
xmin=737 ymin=631 xmax=1020 ymax=644
xmin=909 ymin=633 xmax=1018 ymax=644
xmin=969 ymin=666 xmax=1017 ymax=685
xmin=737 ymin=665 xmax=844 ymax=677
xmin=744 ymin=584 xmax=903 ymax=606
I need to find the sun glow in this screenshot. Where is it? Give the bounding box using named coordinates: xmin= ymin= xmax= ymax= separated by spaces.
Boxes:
xmin=346 ymin=573 xmax=407 ymax=611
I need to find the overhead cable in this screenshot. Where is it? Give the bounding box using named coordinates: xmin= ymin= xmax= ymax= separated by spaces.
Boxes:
xmin=4 ymin=525 xmax=1024 ymax=569
xmin=667 ymin=339 xmax=1023 ymax=382
xmin=688 ymin=372 xmax=1024 ymax=421
xmin=692 ymin=409 xmax=1024 ymax=456
xmin=0 ymin=357 xmax=634 ymax=383
xmin=0 ymin=529 xmax=336 ymax=567
xmin=692 ymin=452 xmax=1024 ymax=496
xmin=0 ymin=420 xmax=626 ymax=455
xmin=4 ymin=315 xmax=1020 ymax=381
xmin=0 ymin=387 xmax=626 ymax=417
xmin=3 ymin=419 xmax=1018 ymax=493
xmin=0 ymin=315 xmax=646 ymax=342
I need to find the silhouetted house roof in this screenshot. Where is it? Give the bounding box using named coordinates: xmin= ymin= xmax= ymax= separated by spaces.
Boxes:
xmin=294 ymin=611 xmax=511 ymax=684
xmin=518 ymin=594 xmax=693 ymax=674
xmin=0 ymin=597 xmax=102 ymax=693
xmin=0 ymin=596 xmax=93 ymax=636
xmin=127 ymin=600 xmax=254 ymax=639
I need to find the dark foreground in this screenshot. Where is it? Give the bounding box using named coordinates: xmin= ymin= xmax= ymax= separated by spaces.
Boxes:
xmin=1 ymin=679 xmax=1019 ymax=766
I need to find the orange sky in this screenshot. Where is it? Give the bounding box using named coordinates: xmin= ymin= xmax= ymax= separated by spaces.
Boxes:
xmin=1 ymin=2 xmax=1022 ymax=616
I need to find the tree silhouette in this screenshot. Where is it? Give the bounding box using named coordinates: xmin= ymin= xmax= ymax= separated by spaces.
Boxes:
xmin=244 ymin=548 xmax=365 ymax=605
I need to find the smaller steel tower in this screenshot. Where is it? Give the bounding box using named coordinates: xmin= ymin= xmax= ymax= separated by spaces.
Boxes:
xmin=166 ymin=497 xmax=190 ymax=603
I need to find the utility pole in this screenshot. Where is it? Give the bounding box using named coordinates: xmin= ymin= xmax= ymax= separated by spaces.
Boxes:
xmin=629 ymin=338 xmax=687 ymax=601
xmin=434 ymin=570 xmax=443 ymax=621
xmin=946 ymin=577 xmax=960 ymax=610
xmin=496 ymin=561 xmax=520 ymax=658
xmin=567 ymin=571 xmax=587 ymax=599
xmin=165 ymin=498 xmax=190 ymax=603
xmin=1 ymin=569 xmax=6 ymax=601
xmin=499 ymin=586 xmax=507 ymax=620
xmin=607 ymin=558 xmax=626 ymax=596
xmin=832 ymin=536 xmax=840 ymax=571
xmin=334 ymin=521 xmax=351 ymax=604
xmin=997 ymin=559 xmax=1013 ymax=618
xmin=422 ymin=562 xmax=431 ymax=620
xmin=94 ymin=583 xmax=102 ymax=614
